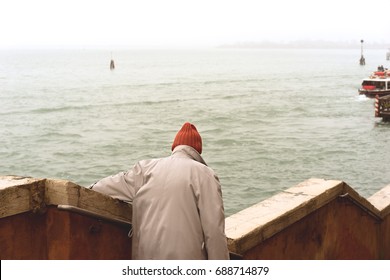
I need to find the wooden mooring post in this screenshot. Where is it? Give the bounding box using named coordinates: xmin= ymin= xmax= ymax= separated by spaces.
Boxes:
xmin=375 ymin=94 xmax=390 ymax=121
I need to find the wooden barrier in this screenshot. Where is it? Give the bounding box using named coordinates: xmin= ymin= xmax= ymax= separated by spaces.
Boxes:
xmin=0 ymin=176 xmax=132 ymax=260
xmin=1 ymin=176 xmax=390 ymax=259
xmin=226 ymin=178 xmax=390 ymax=259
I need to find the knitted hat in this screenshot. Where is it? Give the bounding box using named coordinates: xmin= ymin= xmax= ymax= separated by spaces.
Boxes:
xmin=172 ymin=122 xmax=202 ymax=154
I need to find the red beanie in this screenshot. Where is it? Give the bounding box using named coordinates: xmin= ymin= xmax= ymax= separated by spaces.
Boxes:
xmin=172 ymin=122 xmax=202 ymax=154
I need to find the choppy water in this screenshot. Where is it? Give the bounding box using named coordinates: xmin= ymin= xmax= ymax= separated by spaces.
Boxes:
xmin=1 ymin=48 xmax=390 ymax=216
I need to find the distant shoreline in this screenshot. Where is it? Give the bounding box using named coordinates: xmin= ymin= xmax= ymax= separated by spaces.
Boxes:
xmin=218 ymin=40 xmax=390 ymax=50
xmin=1 ymin=40 xmax=389 ymax=51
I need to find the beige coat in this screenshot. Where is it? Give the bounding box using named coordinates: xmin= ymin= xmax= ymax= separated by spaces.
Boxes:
xmin=91 ymin=145 xmax=229 ymax=260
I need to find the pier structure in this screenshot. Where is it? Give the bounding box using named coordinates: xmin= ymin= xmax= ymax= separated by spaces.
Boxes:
xmin=375 ymin=95 xmax=390 ymax=121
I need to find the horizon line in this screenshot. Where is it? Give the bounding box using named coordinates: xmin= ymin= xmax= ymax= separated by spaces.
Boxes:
xmin=1 ymin=40 xmax=389 ymax=51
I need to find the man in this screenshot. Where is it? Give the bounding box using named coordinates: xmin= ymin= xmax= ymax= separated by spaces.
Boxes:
xmin=90 ymin=122 xmax=229 ymax=260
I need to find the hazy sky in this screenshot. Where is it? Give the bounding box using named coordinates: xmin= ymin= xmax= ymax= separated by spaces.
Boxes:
xmin=1 ymin=0 xmax=389 ymax=48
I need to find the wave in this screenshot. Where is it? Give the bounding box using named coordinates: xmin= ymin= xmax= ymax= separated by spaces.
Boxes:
xmin=31 ymin=105 xmax=87 ymax=114
xmin=40 ymin=131 xmax=83 ymax=139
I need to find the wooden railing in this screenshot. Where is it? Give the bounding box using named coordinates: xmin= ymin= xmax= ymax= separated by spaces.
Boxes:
xmin=1 ymin=176 xmax=390 ymax=259
xmin=226 ymin=178 xmax=390 ymax=259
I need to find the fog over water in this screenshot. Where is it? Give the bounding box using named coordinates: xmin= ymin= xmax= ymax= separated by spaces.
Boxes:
xmin=1 ymin=0 xmax=389 ymax=49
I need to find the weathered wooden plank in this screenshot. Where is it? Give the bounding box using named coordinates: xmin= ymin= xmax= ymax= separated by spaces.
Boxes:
xmin=226 ymin=179 xmax=346 ymax=254
xmin=0 ymin=176 xmax=42 ymax=190
xmin=341 ymin=183 xmax=382 ymax=219
xmin=0 ymin=176 xmax=132 ymax=223
xmin=0 ymin=177 xmax=46 ymax=218
xmin=368 ymin=184 xmax=390 ymax=216
xmin=45 ymin=178 xmax=132 ymax=221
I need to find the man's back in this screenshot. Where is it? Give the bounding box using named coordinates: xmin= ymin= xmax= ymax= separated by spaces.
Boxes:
xmin=90 ymin=122 xmax=230 ymax=260
xmin=132 ymin=146 xmax=227 ymax=259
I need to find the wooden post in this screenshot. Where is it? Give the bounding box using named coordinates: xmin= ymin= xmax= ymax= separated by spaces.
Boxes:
xmin=359 ymin=40 xmax=365 ymax=65
xmin=375 ymin=95 xmax=380 ymax=117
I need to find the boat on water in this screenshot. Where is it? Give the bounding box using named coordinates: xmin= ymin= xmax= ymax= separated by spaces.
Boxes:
xmin=359 ymin=69 xmax=390 ymax=98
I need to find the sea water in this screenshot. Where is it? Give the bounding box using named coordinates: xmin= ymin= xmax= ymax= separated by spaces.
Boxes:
xmin=1 ymin=48 xmax=389 ymax=216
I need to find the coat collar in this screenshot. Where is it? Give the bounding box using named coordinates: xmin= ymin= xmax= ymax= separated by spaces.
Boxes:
xmin=171 ymin=145 xmax=207 ymax=166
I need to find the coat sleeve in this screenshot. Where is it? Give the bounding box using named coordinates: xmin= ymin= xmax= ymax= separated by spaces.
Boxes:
xmin=90 ymin=163 xmax=142 ymax=203
xmin=197 ymin=170 xmax=230 ymax=260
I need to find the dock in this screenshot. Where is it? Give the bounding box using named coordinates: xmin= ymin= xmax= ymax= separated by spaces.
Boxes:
xmin=375 ymin=94 xmax=390 ymax=121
